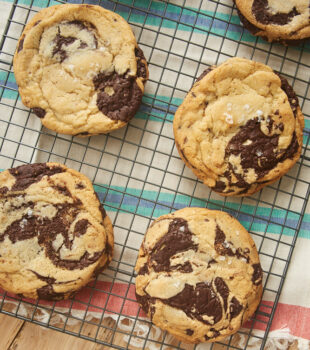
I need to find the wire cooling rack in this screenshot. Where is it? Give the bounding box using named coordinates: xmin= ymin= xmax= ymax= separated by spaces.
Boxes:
xmin=0 ymin=0 xmax=310 ymax=349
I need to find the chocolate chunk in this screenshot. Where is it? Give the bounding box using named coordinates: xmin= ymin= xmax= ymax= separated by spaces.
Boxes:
xmin=17 ymin=36 xmax=25 ymax=52
xmin=226 ymin=165 xmax=250 ymax=190
xmin=0 ymin=187 xmax=8 ymax=195
xmin=207 ymin=258 xmax=217 ymax=268
xmin=98 ymin=204 xmax=107 ymax=220
xmin=32 ymin=107 xmax=46 ymax=118
xmin=278 ymin=123 xmax=284 ymax=132
xmin=213 ymin=183 xmax=234 ymax=194
xmin=52 ymin=31 xmax=77 ymax=62
xmin=93 ymin=71 xmax=143 ymax=122
xmin=214 ymin=277 xmax=229 ymax=311
xmin=78 ymin=41 xmax=88 ymax=49
xmin=149 ymin=218 xmax=198 ymax=273
xmin=135 ymin=292 xmax=155 ymax=319
xmin=235 ymin=5 xmax=261 ymax=34
xmin=74 ymin=219 xmax=89 ymax=237
xmin=105 ymin=242 xmax=113 ymax=257
xmin=212 ymin=180 xmax=227 ymax=193
xmin=215 ymin=225 xmax=226 ymax=247
xmin=279 ymin=131 xmax=299 ymax=161
xmin=1 ymin=215 xmax=38 ymax=243
xmin=252 ymin=263 xmax=263 ymax=286
xmin=177 ymin=143 xmax=197 ymax=170
xmin=138 ymin=263 xmax=149 ymax=275
xmin=135 ymin=46 xmax=148 ymax=80
xmin=205 ymin=329 xmax=220 ymax=340
xmin=229 ymin=296 xmax=243 ymax=319
xmin=76 ymin=131 xmax=90 ymax=136
xmin=75 ymin=182 xmax=85 ymax=189
xmin=31 ymin=271 xmax=73 ymax=300
xmin=172 ymin=260 xmax=193 ymax=273
xmin=266 ymin=116 xmax=274 ymax=133
xmin=186 ymin=329 xmax=194 ymax=336
xmin=47 ymin=243 xmax=104 ymax=270
xmin=31 ymin=271 xmax=56 ymax=284
xmin=9 ymin=163 xmax=64 ymax=191
xmin=225 ymin=117 xmax=299 ymax=182
xmin=1 ymin=199 xmax=103 ymax=269
xmin=66 ymin=20 xmax=88 ymax=30
xmin=226 ymin=118 xmax=279 ymax=178
xmin=161 ymin=282 xmax=223 ymax=325
xmin=53 ymin=185 xmax=71 ymax=197
xmin=196 ymin=66 xmax=214 ymax=83
xmin=252 ymin=0 xmax=299 ymax=25
xmin=275 ymin=73 xmax=299 ymax=118
xmin=95 ymin=193 xmax=107 ymax=221
xmin=67 ymin=19 xmax=96 ymax=31
xmin=214 ymin=225 xmax=249 ymax=261
xmin=37 ymin=285 xmax=66 ymax=301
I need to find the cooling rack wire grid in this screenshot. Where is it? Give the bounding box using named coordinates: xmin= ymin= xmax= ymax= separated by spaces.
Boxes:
xmin=0 ymin=0 xmax=310 ymax=349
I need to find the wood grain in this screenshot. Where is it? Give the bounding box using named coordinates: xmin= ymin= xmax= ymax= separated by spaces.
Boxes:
xmin=0 ymin=314 xmax=24 ymax=350
xmin=8 ymin=319 xmax=101 ymax=350
xmin=0 ymin=313 xmax=307 ymax=350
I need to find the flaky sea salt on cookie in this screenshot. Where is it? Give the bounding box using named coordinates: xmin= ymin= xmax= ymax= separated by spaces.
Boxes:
xmin=0 ymin=162 xmax=113 ymax=300
xmin=135 ymin=207 xmax=263 ymax=343
xmin=173 ymin=57 xmax=304 ymax=196
xmin=13 ymin=4 xmax=148 ymax=136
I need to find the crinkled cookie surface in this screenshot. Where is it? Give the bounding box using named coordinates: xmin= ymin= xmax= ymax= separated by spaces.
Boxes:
xmin=135 ymin=207 xmax=263 ymax=343
xmin=0 ymin=162 xmax=113 ymax=300
xmin=235 ymin=0 xmax=310 ymax=43
xmin=173 ymin=57 xmax=304 ymax=196
xmin=13 ymin=4 xmax=148 ymax=136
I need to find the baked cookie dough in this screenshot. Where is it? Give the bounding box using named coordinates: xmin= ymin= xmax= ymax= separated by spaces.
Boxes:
xmin=173 ymin=57 xmax=304 ymax=196
xmin=13 ymin=4 xmax=148 ymax=136
xmin=0 ymin=162 xmax=113 ymax=300
xmin=135 ymin=207 xmax=263 ymax=343
xmin=234 ymin=0 xmax=310 ymax=43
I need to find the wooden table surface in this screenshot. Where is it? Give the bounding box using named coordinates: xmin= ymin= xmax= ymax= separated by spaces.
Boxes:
xmin=0 ymin=313 xmax=303 ymax=350
xmin=0 ymin=313 xmax=110 ymax=350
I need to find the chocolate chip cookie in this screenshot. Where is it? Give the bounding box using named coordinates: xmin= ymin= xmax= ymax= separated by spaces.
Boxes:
xmin=234 ymin=0 xmax=310 ymax=43
xmin=173 ymin=57 xmax=304 ymax=196
xmin=135 ymin=207 xmax=263 ymax=343
xmin=0 ymin=163 xmax=113 ymax=300
xmin=13 ymin=4 xmax=148 ymax=136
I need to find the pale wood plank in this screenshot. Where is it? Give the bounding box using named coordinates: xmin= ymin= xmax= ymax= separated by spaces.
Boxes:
xmin=0 ymin=314 xmax=24 ymax=350
xmin=8 ymin=321 xmax=102 ymax=350
xmin=0 ymin=312 xmax=307 ymax=350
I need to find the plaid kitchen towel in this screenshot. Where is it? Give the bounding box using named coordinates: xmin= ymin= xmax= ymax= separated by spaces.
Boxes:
xmin=0 ymin=1 xmax=309 ymax=349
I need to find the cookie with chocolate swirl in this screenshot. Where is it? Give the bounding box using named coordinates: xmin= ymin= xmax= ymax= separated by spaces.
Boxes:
xmin=135 ymin=207 xmax=262 ymax=343
xmin=13 ymin=4 xmax=148 ymax=136
xmin=173 ymin=57 xmax=304 ymax=196
xmin=0 ymin=162 xmax=113 ymax=300
xmin=234 ymin=0 xmax=310 ymax=44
